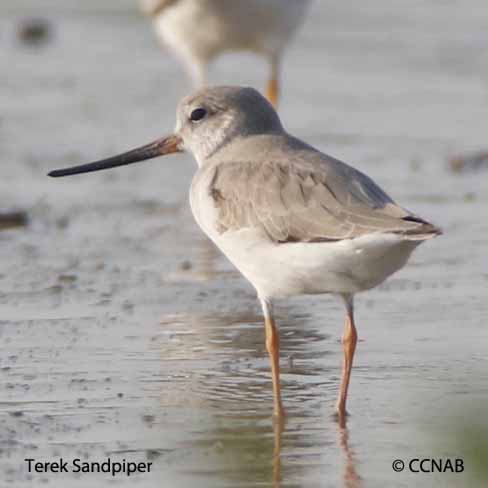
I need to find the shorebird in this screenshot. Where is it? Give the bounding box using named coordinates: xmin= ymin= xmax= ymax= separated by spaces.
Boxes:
xmin=49 ymin=86 xmax=441 ymax=421
xmin=138 ymin=0 xmax=310 ymax=107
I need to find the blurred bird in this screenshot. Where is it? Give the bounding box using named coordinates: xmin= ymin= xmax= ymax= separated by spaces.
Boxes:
xmin=139 ymin=0 xmax=310 ymax=107
xmin=50 ymin=87 xmax=441 ymax=422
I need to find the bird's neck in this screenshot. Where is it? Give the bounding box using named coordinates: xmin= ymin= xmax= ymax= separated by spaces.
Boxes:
xmin=198 ymin=132 xmax=289 ymax=168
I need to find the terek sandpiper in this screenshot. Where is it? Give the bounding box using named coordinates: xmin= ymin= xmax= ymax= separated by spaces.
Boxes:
xmin=49 ymin=86 xmax=441 ymax=422
xmin=139 ymin=0 xmax=310 ymax=107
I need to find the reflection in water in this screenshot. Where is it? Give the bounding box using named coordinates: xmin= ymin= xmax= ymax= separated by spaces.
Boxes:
xmin=157 ymin=307 xmax=363 ymax=486
xmin=272 ymin=417 xmax=361 ymax=488
xmin=338 ymin=425 xmax=361 ymax=488
xmin=272 ymin=418 xmax=283 ymax=487
xmin=187 ymin=415 xmax=280 ymax=485
xmin=158 ymin=308 xmax=331 ymax=416
xmin=163 ymin=409 xmax=361 ymax=487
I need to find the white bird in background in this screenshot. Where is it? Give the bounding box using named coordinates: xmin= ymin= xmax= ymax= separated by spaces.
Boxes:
xmin=139 ymin=0 xmax=311 ymax=107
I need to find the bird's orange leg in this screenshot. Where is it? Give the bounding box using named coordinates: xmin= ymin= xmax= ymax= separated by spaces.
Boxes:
xmin=336 ymin=295 xmax=357 ymax=424
xmin=265 ymin=315 xmax=284 ymax=417
xmin=265 ymin=77 xmax=279 ymax=109
xmin=272 ymin=414 xmax=284 ymax=486
xmin=261 ymin=299 xmax=285 ymax=417
xmin=265 ymin=56 xmax=280 ymax=109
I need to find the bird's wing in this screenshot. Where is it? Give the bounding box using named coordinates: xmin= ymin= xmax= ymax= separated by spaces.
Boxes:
xmin=208 ymin=158 xmax=440 ymax=243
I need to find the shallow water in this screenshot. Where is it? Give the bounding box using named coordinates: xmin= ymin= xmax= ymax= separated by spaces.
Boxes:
xmin=1 ymin=1 xmax=488 ymax=487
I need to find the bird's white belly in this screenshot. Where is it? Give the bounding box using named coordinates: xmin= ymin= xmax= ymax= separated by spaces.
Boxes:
xmin=190 ymin=178 xmax=419 ymax=300
xmin=216 ymin=231 xmax=418 ymax=299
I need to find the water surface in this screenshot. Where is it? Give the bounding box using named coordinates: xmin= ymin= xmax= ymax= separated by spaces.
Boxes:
xmin=1 ymin=1 xmax=487 ymax=486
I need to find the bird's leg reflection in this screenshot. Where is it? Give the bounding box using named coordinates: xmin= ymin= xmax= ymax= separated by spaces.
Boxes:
xmin=272 ymin=416 xmax=284 ymax=487
xmin=338 ymin=425 xmax=361 ymax=488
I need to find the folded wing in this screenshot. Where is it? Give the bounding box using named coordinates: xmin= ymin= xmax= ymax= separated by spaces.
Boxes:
xmin=209 ymin=157 xmax=441 ymax=243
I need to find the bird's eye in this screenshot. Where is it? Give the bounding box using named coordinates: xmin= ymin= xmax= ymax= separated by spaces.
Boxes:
xmin=190 ymin=108 xmax=207 ymax=122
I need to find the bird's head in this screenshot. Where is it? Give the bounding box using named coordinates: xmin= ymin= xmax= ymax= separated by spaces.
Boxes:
xmin=48 ymin=86 xmax=282 ymax=178
xmin=175 ymin=86 xmax=283 ymax=164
